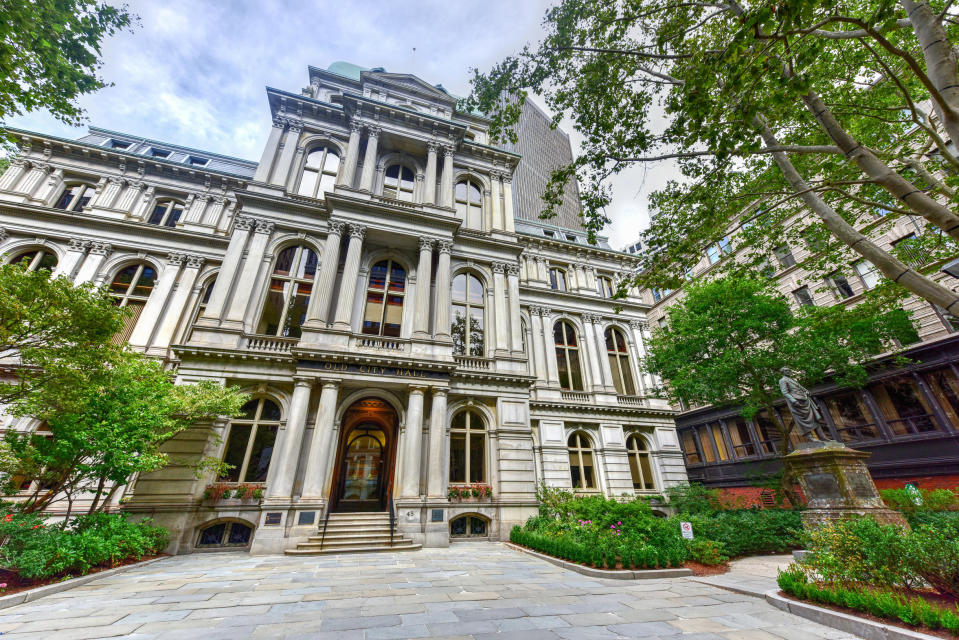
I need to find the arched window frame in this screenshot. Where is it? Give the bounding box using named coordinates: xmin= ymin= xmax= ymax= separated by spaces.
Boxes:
xmin=53 ymin=182 xmax=96 ymax=212
xmin=257 ymin=244 xmax=319 ymax=338
xmin=450 ymin=513 xmax=490 ymax=538
xmin=449 ymin=409 xmax=487 ymax=484
xmin=567 ymin=431 xmax=597 ymax=491
xmin=9 ymin=248 xmax=58 ymax=272
xmin=219 ymin=397 xmax=282 ymax=484
xmin=146 ymin=198 xmax=185 ymax=227
xmin=297 ymin=145 xmax=340 ymax=199
xmin=626 ymin=433 xmax=656 ymax=491
xmin=451 ymin=271 xmax=486 ymax=356
xmin=108 ymin=262 xmax=158 ymax=344
xmin=382 ymin=163 xmax=416 ymax=202
xmin=549 ymin=267 xmax=568 ymax=292
xmin=454 ymin=179 xmax=484 ymax=229
xmin=605 ymin=326 xmax=637 ymax=395
xmin=362 ymin=258 xmax=407 ymax=337
xmin=195 ymin=519 xmax=255 ymax=549
xmin=554 ymin=320 xmax=585 ymax=391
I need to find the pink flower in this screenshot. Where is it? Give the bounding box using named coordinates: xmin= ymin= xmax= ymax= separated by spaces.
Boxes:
xmin=617 ymin=521 xmax=622 ymax=526
xmin=0 ymin=583 xmax=7 ymax=588
xmin=610 ymin=525 xmax=615 ymax=529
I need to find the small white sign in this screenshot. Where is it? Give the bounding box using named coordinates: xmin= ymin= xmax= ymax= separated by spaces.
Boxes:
xmin=906 ymin=483 xmax=923 ymax=506
xmin=680 ymin=521 xmax=694 ymax=540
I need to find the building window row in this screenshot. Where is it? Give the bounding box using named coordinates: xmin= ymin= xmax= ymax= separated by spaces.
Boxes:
xmin=566 ymin=430 xmax=655 ymax=492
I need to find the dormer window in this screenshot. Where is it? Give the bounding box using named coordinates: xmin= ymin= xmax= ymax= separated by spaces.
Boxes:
xmin=104 ymin=139 xmax=131 ymax=150
xmin=566 ymin=234 xmax=578 ymax=242
xmin=147 ymin=148 xmax=170 ymax=159
xmin=187 ymin=155 xmax=209 ymax=167
xmin=543 ymin=230 xmax=555 ymax=238
xmin=147 ymin=199 xmax=185 ymax=227
xmin=384 ymin=164 xmax=415 ymax=202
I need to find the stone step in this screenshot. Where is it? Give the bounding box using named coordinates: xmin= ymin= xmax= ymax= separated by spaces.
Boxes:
xmin=306 ymin=533 xmax=398 ymax=543
xmin=298 ymin=537 xmax=404 ymax=549
xmin=284 ymin=542 xmax=422 ymax=555
xmin=327 ymin=512 xmax=390 ymax=519
xmin=316 ymin=524 xmax=392 ymax=533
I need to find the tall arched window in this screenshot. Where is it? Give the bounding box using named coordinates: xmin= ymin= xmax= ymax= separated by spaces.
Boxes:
xmin=10 ymin=249 xmax=57 ymax=272
xmin=449 ymin=410 xmax=486 ymax=483
xmin=554 ymin=321 xmax=584 ymax=391
xmin=54 ymin=183 xmax=95 ymax=212
xmin=109 ymin=263 xmax=158 ymax=343
xmin=383 ymin=164 xmax=415 ymax=201
xmin=626 ymin=434 xmax=655 ymax=490
xmin=220 ymin=398 xmax=281 ymax=483
xmin=605 ymin=327 xmax=636 ymax=395
xmin=258 ymin=245 xmax=318 ymax=338
xmin=147 ymin=199 xmax=184 ymax=227
xmin=455 ymin=180 xmax=483 ymax=228
xmin=362 ymin=259 xmax=406 ymax=337
xmin=297 ymin=146 xmax=339 ymax=199
xmin=451 ymin=272 xmax=484 ymax=356
xmin=568 ymin=432 xmax=596 ymax=490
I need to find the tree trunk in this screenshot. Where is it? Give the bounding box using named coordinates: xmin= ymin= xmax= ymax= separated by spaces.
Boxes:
xmin=87 ymin=475 xmax=107 ymax=515
xmin=757 ymin=119 xmax=959 ymax=315
xmin=901 ymin=0 xmax=959 ymax=147
xmin=96 ymin=483 xmax=121 ymax=514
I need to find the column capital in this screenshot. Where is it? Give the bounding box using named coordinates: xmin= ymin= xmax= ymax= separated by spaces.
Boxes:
xmin=630 ymin=319 xmax=649 ymax=331
xmin=501 ymin=173 xmax=513 ymax=184
xmin=491 ymin=261 xmax=507 ymax=274
xmin=427 ymin=140 xmax=438 ymax=153
xmin=286 ymin=119 xmax=304 ymax=133
xmin=272 ymin=114 xmax=286 ymax=128
xmin=431 ymin=387 xmax=448 ymax=397
xmin=293 ymin=376 xmax=314 ymax=388
xmin=186 ymin=254 xmax=205 ymax=269
xmin=348 ymin=223 xmax=367 ymax=240
xmin=88 ymin=241 xmax=111 ymax=256
xmin=67 ymin=237 xmax=90 ymax=252
xmin=167 ymin=252 xmax=186 ymax=266
xmin=321 ymin=380 xmax=340 ymax=391
xmin=418 ymin=236 xmax=435 ymax=251
xmin=254 ymin=219 xmax=275 ymax=235
xmin=437 ymin=239 xmax=453 ymax=254
xmin=507 ymin=263 xmax=520 ymax=277
xmin=328 ymin=220 xmax=347 ymax=236
xmin=366 ymin=125 xmax=381 ymax=139
xmin=582 ymin=313 xmax=597 ymax=324
xmin=349 ymin=120 xmax=364 ymax=133
xmin=443 ymin=144 xmax=455 ymax=158
xmin=408 ymin=385 xmax=427 ymax=395
xmin=234 ymin=215 xmax=255 ymax=231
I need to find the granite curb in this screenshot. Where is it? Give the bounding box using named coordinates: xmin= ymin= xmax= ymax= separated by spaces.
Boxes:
xmin=0 ymin=556 xmax=167 ymax=611
xmin=504 ymin=541 xmax=694 ymax=579
xmin=764 ymin=589 xmax=940 ymax=640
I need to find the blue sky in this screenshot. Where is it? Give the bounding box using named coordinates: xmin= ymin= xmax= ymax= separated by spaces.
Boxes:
xmin=9 ymin=0 xmax=660 ymax=246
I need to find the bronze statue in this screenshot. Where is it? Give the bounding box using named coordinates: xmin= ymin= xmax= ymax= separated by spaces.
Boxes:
xmin=778 ymin=367 xmax=824 ymax=442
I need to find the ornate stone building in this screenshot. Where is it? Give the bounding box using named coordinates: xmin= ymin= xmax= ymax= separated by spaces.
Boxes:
xmin=0 ymin=62 xmax=684 ymax=554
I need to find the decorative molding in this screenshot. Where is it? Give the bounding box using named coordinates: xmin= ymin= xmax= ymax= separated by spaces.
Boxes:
xmin=167 ymin=252 xmax=186 ymax=266
xmin=437 ymin=239 xmax=453 ymax=254
xmin=88 ymin=242 xmax=111 ymax=256
xmin=366 ymin=125 xmax=381 ymax=139
xmin=506 ymin=264 xmax=520 ymax=277
xmin=582 ymin=313 xmax=598 ymax=324
xmin=630 ymin=319 xmax=649 ymax=331
xmin=349 ymin=120 xmax=364 ymax=134
xmin=328 ymin=220 xmax=347 ymax=236
xmin=0 ymin=227 xmax=8 ymax=242
xmin=491 ymin=261 xmax=507 ymax=274
xmin=186 ymin=255 xmax=205 ymax=269
xmin=272 ymin=115 xmax=285 ymax=128
xmin=234 ymin=215 xmax=255 ymax=232
xmin=348 ymin=223 xmax=367 ymax=240
xmin=254 ymin=220 xmax=275 ymax=235
xmin=67 ymin=238 xmax=90 ymax=252
xmin=427 ymin=140 xmax=438 ymax=153
xmin=443 ymin=145 xmax=455 ymax=158
xmin=418 ymin=236 xmax=435 ymax=252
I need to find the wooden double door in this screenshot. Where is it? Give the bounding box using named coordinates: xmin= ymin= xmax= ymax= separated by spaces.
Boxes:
xmin=329 ymin=398 xmax=397 ymax=513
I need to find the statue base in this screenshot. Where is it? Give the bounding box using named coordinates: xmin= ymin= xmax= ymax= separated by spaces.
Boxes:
xmin=784 ymin=440 xmax=908 ymax=531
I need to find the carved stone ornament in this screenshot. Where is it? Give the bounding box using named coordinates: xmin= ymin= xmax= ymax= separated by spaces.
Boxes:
xmin=418 ymin=236 xmax=435 ymax=252
xmin=328 ymin=220 xmax=347 ymax=236
xmin=437 ymin=239 xmax=454 ymax=254
xmin=0 ymin=226 xmax=8 ymax=242
xmin=234 ymin=215 xmax=255 ymax=232
xmin=491 ymin=261 xmax=507 ymax=274
xmin=443 ymin=145 xmax=455 ymax=157
xmin=527 ymin=305 xmax=541 ymax=316
xmin=366 ymin=126 xmax=381 ymax=139
xmin=286 ymin=119 xmax=304 ymax=133
xmin=186 ymin=255 xmax=205 ymax=269
xmin=507 ymin=264 xmax=520 ymax=276
xmin=272 ymin=115 xmax=286 ymax=129
xmin=348 ymin=223 xmax=367 ymax=240
xmin=254 ymin=220 xmax=276 ymax=235
xmin=67 ymin=238 xmax=90 ymax=252
xmin=108 ymin=176 xmax=125 ymax=186
xmin=629 ymin=319 xmax=649 ymax=332
xmin=581 ymin=313 xmax=597 ymax=324
xmin=88 ymin=242 xmax=111 ymax=256
xmin=167 ymin=252 xmax=186 ymax=266
xmin=427 ymin=140 xmax=438 ymax=153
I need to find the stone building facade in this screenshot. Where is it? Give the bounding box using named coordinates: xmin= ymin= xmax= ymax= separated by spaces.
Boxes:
xmin=0 ymin=62 xmax=685 ymax=554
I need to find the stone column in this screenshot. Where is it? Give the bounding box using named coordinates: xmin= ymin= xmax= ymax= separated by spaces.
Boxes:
xmin=332 ymin=224 xmax=366 ymax=331
xmin=18 ymin=162 xmax=52 ymax=199
xmin=413 ymin=237 xmax=434 ymax=338
xmin=358 ymin=126 xmax=380 ymax=192
xmin=128 ymin=253 xmax=185 ymax=349
xmin=502 ymin=174 xmax=515 ymax=232
xmin=130 ymin=186 xmax=155 ymax=221
xmin=434 ymin=240 xmax=453 ymax=341
xmin=507 ymin=264 xmax=523 ymax=354
xmin=426 ymin=388 xmax=448 ymax=498
xmin=285 ymin=146 xmax=307 ymax=193
xmin=541 ymin=309 xmax=560 ymax=386
xmin=270 ymin=119 xmax=302 ymax=189
xmin=400 ymin=386 xmax=426 ymax=498
xmin=203 ymin=196 xmax=227 ymax=227
xmin=630 ymin=319 xmax=655 ymax=393
xmin=580 ymin=314 xmax=604 ymax=392
xmin=265 ymin=378 xmax=313 ymax=501
xmin=585 ymin=265 xmax=598 ymax=292
xmin=36 ymin=167 xmax=64 ymax=205
xmin=536 ymin=256 xmax=549 ymax=282
xmin=0 ymin=158 xmax=28 ymax=191
xmin=338 ymin=121 xmax=363 ymax=187
xmin=300 ymin=381 xmax=340 ymax=500
xmin=529 ymin=306 xmax=548 ymax=385
xmin=254 ymin=116 xmax=286 ymax=183
xmin=53 ymin=238 xmax=89 ymax=281
xmin=202 ymin=216 xmax=254 ymax=322
xmin=440 ymin=145 xmax=454 ymax=208
xmin=490 ymin=172 xmax=503 ymax=230
xmin=304 ymin=220 xmax=345 ymax=325
xmin=492 ymin=262 xmax=510 ymax=355
xmin=592 ymin=319 xmax=616 ymax=391
xmin=73 ymin=242 xmax=111 ymax=284
xmin=424 ymin=142 xmax=438 ymax=204
xmin=150 ymin=255 xmax=204 ymax=351
xmin=223 ymin=220 xmax=274 ymax=327
xmin=116 ymin=180 xmax=145 ymax=218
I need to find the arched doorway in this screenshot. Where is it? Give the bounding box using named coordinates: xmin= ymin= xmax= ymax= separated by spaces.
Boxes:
xmin=329 ymin=398 xmax=398 ymax=512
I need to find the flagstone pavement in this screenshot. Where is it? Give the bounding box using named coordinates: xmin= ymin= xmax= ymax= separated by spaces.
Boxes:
xmin=0 ymin=542 xmax=860 ymax=640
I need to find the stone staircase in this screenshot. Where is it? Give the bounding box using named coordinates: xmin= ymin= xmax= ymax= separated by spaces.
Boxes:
xmin=285 ymin=512 xmax=421 ymax=555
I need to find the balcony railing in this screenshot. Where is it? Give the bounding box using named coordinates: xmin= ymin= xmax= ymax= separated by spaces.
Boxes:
xmin=454 ymin=355 xmax=492 ymax=371
xmin=561 ymin=391 xmax=591 ymax=403
xmin=244 ymin=335 xmax=297 ymax=353
xmin=353 ymin=335 xmax=406 ymax=352
xmin=616 ymin=395 xmax=646 ymax=407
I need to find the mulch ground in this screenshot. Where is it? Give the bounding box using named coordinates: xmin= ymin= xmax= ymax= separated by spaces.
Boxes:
xmin=0 ymin=554 xmax=165 ymax=597
xmin=683 ymin=560 xmax=730 ymax=576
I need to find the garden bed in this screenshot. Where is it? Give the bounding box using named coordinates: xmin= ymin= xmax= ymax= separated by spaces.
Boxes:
xmin=0 ymin=554 xmax=164 ymax=596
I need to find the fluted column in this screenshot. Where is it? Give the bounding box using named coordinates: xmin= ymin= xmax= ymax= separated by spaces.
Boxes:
xmin=332 ymin=224 xmax=366 ymax=330
xmin=580 ymin=314 xmax=605 ymax=391
xmin=265 ymin=378 xmax=313 ymax=501
xmin=507 ymin=264 xmax=523 ymax=354
xmin=400 ymin=386 xmax=426 ymax=498
xmin=440 ymin=145 xmax=454 ymax=208
xmin=529 ymin=306 xmax=548 ymax=384
xmin=54 ymin=238 xmax=89 ymax=281
xmin=573 ymin=263 xmax=587 ymax=292
xmin=224 ymin=220 xmax=274 ymax=327
xmin=536 ymin=255 xmax=549 ymax=282
xmin=424 ymin=142 xmax=438 ymax=204
xmin=502 ymin=174 xmax=515 ymax=232
xmin=413 ymin=237 xmax=434 ymax=338
xmin=300 ymin=381 xmax=340 ymax=500
xmin=492 ymin=262 xmax=509 ymax=355
xmin=254 ymin=116 xmax=286 ymax=183
xmin=128 ymin=253 xmax=185 ymax=349
xmin=434 ymin=240 xmax=453 ymax=341
xmin=73 ymin=242 xmax=111 ymax=284
xmin=304 ymin=221 xmax=345 ymax=326
xmin=150 ymin=255 xmax=204 ymax=351
xmin=0 ymin=158 xmax=28 ymax=191
xmin=339 ymin=121 xmax=363 ymax=187
xmin=541 ymin=309 xmax=560 ymax=386
xmin=18 ymin=162 xmax=52 ymax=199
xmin=202 ymin=216 xmax=253 ymax=322
xmin=426 ymin=388 xmax=448 ymax=498
xmin=630 ymin=319 xmax=654 ymax=394
xmin=271 ymin=119 xmax=302 ymax=188
xmin=359 ymin=126 xmax=380 ymax=192
xmin=490 ymin=172 xmax=503 ymax=230
xmin=593 ymin=319 xmax=616 ymax=391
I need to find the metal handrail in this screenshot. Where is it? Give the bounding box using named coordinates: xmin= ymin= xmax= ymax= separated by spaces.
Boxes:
xmin=388 ymin=485 xmax=395 ymax=547
xmin=320 ymin=473 xmax=345 ymax=550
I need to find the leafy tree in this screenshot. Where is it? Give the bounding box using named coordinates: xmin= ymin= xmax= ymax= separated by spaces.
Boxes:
xmin=0 ymin=0 xmax=134 ymax=138
xmin=5 ymin=352 xmax=247 ymax=515
xmin=644 ymin=275 xmax=916 ymax=500
xmin=467 ymin=0 xmax=959 ymax=314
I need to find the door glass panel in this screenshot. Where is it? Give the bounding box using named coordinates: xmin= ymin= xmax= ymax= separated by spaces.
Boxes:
xmin=342 ymin=431 xmax=384 ymax=502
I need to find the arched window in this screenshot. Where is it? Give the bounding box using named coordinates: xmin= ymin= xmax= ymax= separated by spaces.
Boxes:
xmin=449 ymin=410 xmax=486 ymax=484
xmin=54 ymin=183 xmax=95 ymax=212
xmin=568 ymin=432 xmax=596 ymax=490
xmin=597 ymin=276 xmax=614 ymax=298
xmin=109 ymin=263 xmax=157 ymax=343
xmin=383 ymin=164 xmax=415 ymax=201
xmin=362 ymin=259 xmax=406 ymax=337
xmin=605 ymin=327 xmax=636 ymax=395
xmin=220 ymin=398 xmax=281 ymax=483
xmin=450 ymin=514 xmax=489 ymax=538
xmin=626 ymin=434 xmax=655 ymax=490
xmin=257 ymin=245 xmax=318 ymax=338
xmin=549 ymin=267 xmax=567 ymax=291
xmin=147 ymin=199 xmax=184 ymax=227
xmin=451 ymin=272 xmax=484 ymax=356
xmin=297 ymin=146 xmax=339 ymax=199
xmin=10 ymin=249 xmax=57 ymax=272
xmin=196 ymin=520 xmax=253 ymax=548
xmin=455 ymin=180 xmax=483 ymax=228
xmin=554 ymin=321 xmax=584 ymax=391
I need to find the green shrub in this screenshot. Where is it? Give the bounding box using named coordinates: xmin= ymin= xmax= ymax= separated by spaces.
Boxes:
xmin=907 ymin=510 xmax=959 ymax=533
xmin=801 ymin=517 xmax=917 ymax=590
xmin=880 ymin=487 xmax=958 ymax=516
xmin=685 ymin=509 xmax=802 ymax=557
xmin=687 ymin=538 xmax=729 ymax=565
xmin=904 ymin=524 xmax=959 ymax=598
xmin=665 ymin=482 xmax=721 ymax=516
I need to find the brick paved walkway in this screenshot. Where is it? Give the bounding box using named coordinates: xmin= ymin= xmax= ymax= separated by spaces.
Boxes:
xmin=0 ymin=542 xmax=860 ymax=639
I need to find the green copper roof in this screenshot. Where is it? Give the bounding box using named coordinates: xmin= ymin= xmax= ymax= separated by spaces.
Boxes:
xmin=327 ymin=61 xmax=370 ymax=81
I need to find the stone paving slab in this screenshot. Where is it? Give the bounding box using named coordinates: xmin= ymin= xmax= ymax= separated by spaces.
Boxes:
xmin=0 ymin=543 xmax=862 ymax=639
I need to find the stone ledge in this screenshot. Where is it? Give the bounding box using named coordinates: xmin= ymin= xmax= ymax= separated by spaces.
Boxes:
xmin=764 ymin=589 xmax=940 ymax=640
xmin=505 ymin=542 xmax=693 ymax=580
xmin=0 ymin=556 xmax=167 ymax=611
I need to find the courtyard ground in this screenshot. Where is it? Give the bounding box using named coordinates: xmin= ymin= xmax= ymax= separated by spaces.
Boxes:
xmin=0 ymin=542 xmax=858 ymax=639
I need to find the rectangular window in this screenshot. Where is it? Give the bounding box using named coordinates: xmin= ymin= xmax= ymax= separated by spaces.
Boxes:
xmin=657 ymin=317 xmax=668 ymax=329
xmin=803 ymin=229 xmax=825 ymax=253
xmin=652 ymin=288 xmax=662 ymax=302
xmin=892 ymin=234 xmax=928 ymax=268
xmin=680 ymin=430 xmax=701 ymax=464
xmin=549 ymin=268 xmax=567 ymax=291
xmin=868 ymin=376 xmax=940 ymax=435
xmin=706 ymin=245 xmax=721 ymax=264
xmin=718 ymin=236 xmax=732 ymax=254
xmin=148 ymin=148 xmax=170 ymax=158
xmin=566 ymin=234 xmax=578 ymax=242
xmin=709 ymin=422 xmax=729 ymax=461
xmin=754 ymin=410 xmax=781 ymax=455
xmin=697 ymin=425 xmax=717 ymax=463
xmin=105 ymin=139 xmax=131 ymax=150
xmin=825 ymin=391 xmax=879 ymax=442
xmin=793 ymin=286 xmax=814 ymax=307
xmin=854 ymin=259 xmax=880 ymax=290
xmin=922 ymin=368 xmax=959 ymax=430
xmin=188 ymin=155 xmax=209 ymax=167
xmin=827 ymin=272 xmax=856 ymax=300
xmin=774 ymin=244 xmax=796 ymax=268
xmin=726 ymin=417 xmax=755 ymax=457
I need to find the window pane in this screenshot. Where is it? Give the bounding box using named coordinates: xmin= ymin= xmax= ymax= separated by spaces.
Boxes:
xmin=698 ymin=426 xmax=717 ymax=462
xmin=55 ymin=185 xmax=80 ymax=210
xmin=451 ymin=411 xmax=467 ymax=429
xmin=468 ymin=183 xmax=482 ymax=203
xmin=451 ymin=305 xmax=467 ymax=355
xmin=298 ymin=168 xmax=318 ymax=196
xmin=362 ymin=291 xmax=384 ymax=335
xmin=609 ymin=355 xmax=624 ymax=394
xmin=239 ymin=400 xmax=259 ymax=420
xmin=854 ymin=259 xmax=880 ymax=290
xmin=259 ymin=280 xmax=288 ymax=335
xmin=681 ymin=430 xmax=701 ymax=463
xmin=369 ymin=261 xmax=388 ymax=289
xmin=468 ymin=308 xmax=484 ymax=356
xmin=452 ymin=274 xmax=466 ymax=301
xmin=468 ymin=275 xmax=484 ymax=304
xmin=469 ymin=517 xmax=487 ymax=535
xmin=260 ymin=399 xmax=281 ymax=421
xmin=469 ymin=433 xmax=485 ymax=482
xmin=639 ymin=453 xmax=654 ymax=490
xmin=569 ymin=452 xmax=582 ymax=488
xmin=581 ymin=450 xmax=595 ymax=488
xmin=727 ymin=417 xmax=755 ymax=456
xmin=305 ymin=149 xmax=326 ymax=169
xmin=628 ymin=452 xmax=642 ymax=488
xmin=199 ymin=523 xmax=226 ymax=546
xmin=455 ymin=181 xmax=467 ymax=201
xmin=148 ymin=203 xmax=168 ymax=225
xmin=132 ymin=267 xmax=156 ymax=296
xmin=755 ymin=411 xmax=781 ymax=454
xmin=244 ymin=425 xmax=278 ymax=482
xmin=300 ymin=249 xmax=318 ymax=279
xmin=711 ymin=423 xmax=729 ymax=460
xmin=826 ymin=392 xmax=878 ymax=442
xmin=385 ymin=164 xmax=400 ymax=183
xmin=220 ymin=424 xmax=252 ymax=482
xmin=274 ymin=247 xmax=297 ymax=276
xmin=449 ymin=433 xmax=466 ymax=483
xmin=924 ymin=368 xmax=959 ymax=428
xmin=283 ymin=283 xmax=311 ymax=338
xmin=227 ymin=522 xmax=252 ymax=545
xmin=568 ymin=351 xmax=583 ymax=391
xmin=110 ymin=266 xmax=138 ymax=294
xmin=450 ymin=515 xmax=467 ymax=536
xmin=383 ymin=295 xmax=403 ymax=337
xmin=318 ymin=173 xmax=336 ymax=196
xmin=619 ymin=355 xmax=636 ymax=394
xmin=322 ymin=149 xmax=339 ymax=172
xmin=557 ymin=348 xmax=571 ymax=390
xmin=869 ymin=377 xmax=940 ymax=435
xmin=388 ymin=264 xmax=406 ymax=292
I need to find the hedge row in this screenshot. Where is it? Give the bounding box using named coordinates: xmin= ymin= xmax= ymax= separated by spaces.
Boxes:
xmin=510 ymin=525 xmax=685 ymax=569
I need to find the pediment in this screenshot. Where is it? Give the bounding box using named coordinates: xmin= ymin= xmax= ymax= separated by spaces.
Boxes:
xmin=364 ymin=72 xmax=455 ymax=103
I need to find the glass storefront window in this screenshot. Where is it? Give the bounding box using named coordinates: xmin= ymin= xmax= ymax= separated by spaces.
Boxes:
xmin=923 ymin=367 xmax=959 ymax=430
xmin=726 ymin=417 xmax=756 ymax=457
xmin=681 ymin=430 xmax=701 ymax=464
xmin=869 ymin=376 xmax=940 ymax=435
xmin=825 ymin=391 xmax=880 ymax=442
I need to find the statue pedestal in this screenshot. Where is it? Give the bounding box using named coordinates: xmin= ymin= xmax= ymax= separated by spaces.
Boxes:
xmin=784 ymin=441 xmax=908 ymax=530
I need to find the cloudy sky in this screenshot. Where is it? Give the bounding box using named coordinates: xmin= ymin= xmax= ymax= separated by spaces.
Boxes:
xmin=9 ymin=0 xmax=669 ymax=248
